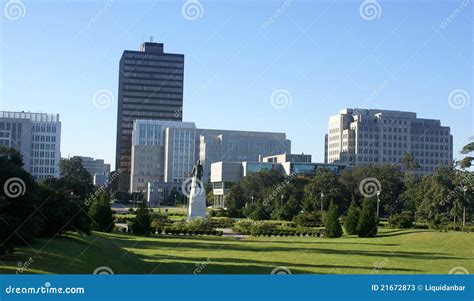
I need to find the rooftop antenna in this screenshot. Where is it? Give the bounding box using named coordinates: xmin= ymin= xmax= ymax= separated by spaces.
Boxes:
xmin=150 ymin=35 xmax=154 ymax=43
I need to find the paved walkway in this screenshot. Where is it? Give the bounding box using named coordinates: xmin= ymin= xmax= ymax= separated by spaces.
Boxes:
xmin=216 ymin=228 xmax=248 ymax=240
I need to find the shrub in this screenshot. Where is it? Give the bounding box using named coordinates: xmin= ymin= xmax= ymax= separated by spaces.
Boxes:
xmin=357 ymin=198 xmax=378 ymax=237
xmin=232 ymin=219 xmax=254 ymax=235
xmin=344 ymin=200 xmax=360 ymax=235
xmin=388 ymin=211 xmax=414 ymax=229
xmin=293 ymin=212 xmax=322 ymax=227
xmin=88 ymin=192 xmax=115 ymax=233
xmin=324 ymin=202 xmax=343 ymax=238
xmin=131 ymin=203 xmax=152 ymax=236
xmin=250 ymin=221 xmax=276 ymax=236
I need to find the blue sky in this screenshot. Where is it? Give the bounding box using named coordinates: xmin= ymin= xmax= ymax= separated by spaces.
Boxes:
xmin=1 ymin=0 xmax=472 ymax=169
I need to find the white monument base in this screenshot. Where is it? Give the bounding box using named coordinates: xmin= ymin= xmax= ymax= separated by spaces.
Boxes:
xmin=187 ymin=177 xmax=207 ymax=220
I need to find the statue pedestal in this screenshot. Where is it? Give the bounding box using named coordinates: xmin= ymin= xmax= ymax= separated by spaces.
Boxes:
xmin=187 ymin=177 xmax=207 ymax=220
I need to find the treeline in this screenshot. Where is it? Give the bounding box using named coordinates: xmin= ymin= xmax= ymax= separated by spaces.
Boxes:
xmin=223 ymin=154 xmax=474 ymax=231
xmin=0 ymin=148 xmax=115 ymax=256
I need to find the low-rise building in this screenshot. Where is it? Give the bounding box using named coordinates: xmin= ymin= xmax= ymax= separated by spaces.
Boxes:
xmin=210 ymin=154 xmax=348 ymax=208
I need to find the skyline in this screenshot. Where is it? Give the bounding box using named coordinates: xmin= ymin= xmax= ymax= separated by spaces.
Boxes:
xmin=1 ymin=0 xmax=472 ymax=170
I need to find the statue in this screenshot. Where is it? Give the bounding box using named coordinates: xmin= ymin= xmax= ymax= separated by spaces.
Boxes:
xmin=187 ymin=160 xmax=207 ymax=220
xmin=191 ymin=160 xmax=203 ymax=181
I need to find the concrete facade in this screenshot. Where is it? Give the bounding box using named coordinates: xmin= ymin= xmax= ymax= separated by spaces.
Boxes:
xmin=0 ymin=111 xmax=61 ymax=179
xmin=325 ymin=108 xmax=453 ymax=175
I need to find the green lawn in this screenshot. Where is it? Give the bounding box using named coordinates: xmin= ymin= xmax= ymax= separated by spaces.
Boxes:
xmin=1 ymin=229 xmax=472 ymax=274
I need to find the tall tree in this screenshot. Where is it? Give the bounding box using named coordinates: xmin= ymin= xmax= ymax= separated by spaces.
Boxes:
xmin=0 ymin=147 xmax=41 ymax=256
xmin=132 ymin=202 xmax=152 ymax=236
xmin=344 ymin=199 xmax=360 ymax=235
xmin=88 ymin=191 xmax=115 ymax=232
xmin=357 ymin=198 xmax=378 ymax=237
xmin=324 ymin=201 xmax=343 ymax=238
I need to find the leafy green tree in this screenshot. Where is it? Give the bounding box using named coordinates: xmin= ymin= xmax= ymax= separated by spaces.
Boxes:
xmin=459 ymin=140 xmax=474 ymax=168
xmin=132 ymin=202 xmax=152 ymax=235
xmin=357 ymin=198 xmax=378 ymax=237
xmin=324 ymin=201 xmax=343 ymax=238
xmin=303 ymin=168 xmax=349 ymax=212
xmin=36 ymin=185 xmax=91 ymax=237
xmin=344 ymin=200 xmax=360 ymax=235
xmin=272 ymin=195 xmax=301 ymax=221
xmin=88 ymin=191 xmax=114 ymax=232
xmin=0 ymin=147 xmax=41 ymax=256
xmin=44 ymin=157 xmax=94 ymax=200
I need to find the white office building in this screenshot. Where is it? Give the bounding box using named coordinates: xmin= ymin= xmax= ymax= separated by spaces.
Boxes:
xmin=325 ymin=108 xmax=453 ymax=175
xmin=0 ymin=111 xmax=61 ymax=179
xmin=129 ymin=119 xmax=291 ymax=201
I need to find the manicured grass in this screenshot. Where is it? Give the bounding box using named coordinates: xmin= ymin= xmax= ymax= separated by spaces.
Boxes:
xmin=1 ymin=229 xmax=472 ymax=274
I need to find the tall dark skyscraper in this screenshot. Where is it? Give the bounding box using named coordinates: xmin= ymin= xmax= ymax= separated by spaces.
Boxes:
xmin=115 ymin=42 xmax=184 ymax=191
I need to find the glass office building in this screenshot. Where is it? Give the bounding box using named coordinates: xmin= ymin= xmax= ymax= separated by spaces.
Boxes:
xmin=115 ymin=42 xmax=184 ymax=191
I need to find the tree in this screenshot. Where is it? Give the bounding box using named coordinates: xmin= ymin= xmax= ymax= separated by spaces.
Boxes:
xmin=36 ymin=185 xmax=91 ymax=237
xmin=357 ymin=198 xmax=378 ymax=237
xmin=459 ymin=140 xmax=474 ymax=168
xmin=0 ymin=147 xmax=41 ymax=256
xmin=132 ymin=202 xmax=152 ymax=235
xmin=402 ymin=153 xmax=420 ymax=174
xmin=324 ymin=201 xmax=343 ymax=238
xmin=344 ymin=199 xmax=360 ymax=235
xmin=303 ymin=169 xmax=348 ymax=212
xmin=44 ymin=157 xmax=94 ymax=200
xmin=88 ymin=191 xmax=114 ymax=232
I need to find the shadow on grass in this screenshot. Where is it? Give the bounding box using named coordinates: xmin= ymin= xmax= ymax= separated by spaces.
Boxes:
xmin=136 ymin=253 xmax=421 ymax=274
